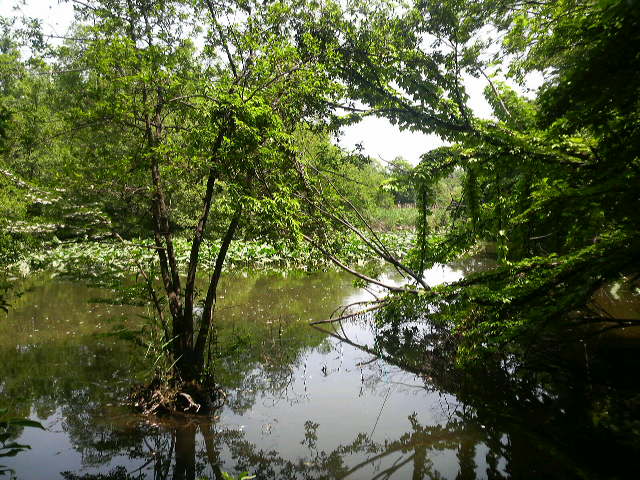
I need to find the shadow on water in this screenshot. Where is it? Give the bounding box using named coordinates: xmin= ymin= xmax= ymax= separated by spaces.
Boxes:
xmin=1 ymin=263 xmax=639 ymax=479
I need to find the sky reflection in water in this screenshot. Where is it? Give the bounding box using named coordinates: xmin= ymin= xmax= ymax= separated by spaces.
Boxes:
xmin=1 ymin=261 xmax=638 ymax=480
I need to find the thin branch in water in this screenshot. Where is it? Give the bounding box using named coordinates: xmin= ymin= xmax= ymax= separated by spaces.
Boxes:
xmin=330 ymin=299 xmax=384 ymax=320
xmin=310 ymin=305 xmax=385 ymax=326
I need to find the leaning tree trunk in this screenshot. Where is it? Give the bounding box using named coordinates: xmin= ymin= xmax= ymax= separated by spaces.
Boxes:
xmin=193 ymin=206 xmax=243 ymax=375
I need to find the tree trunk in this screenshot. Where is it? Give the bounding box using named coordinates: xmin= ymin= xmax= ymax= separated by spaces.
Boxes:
xmin=193 ymin=206 xmax=243 ymax=375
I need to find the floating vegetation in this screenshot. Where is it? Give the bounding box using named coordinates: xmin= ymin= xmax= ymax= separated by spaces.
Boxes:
xmin=24 ymin=232 xmax=415 ymax=281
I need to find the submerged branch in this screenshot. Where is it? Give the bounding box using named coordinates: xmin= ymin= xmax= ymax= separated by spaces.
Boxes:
xmin=310 ymin=304 xmax=385 ymax=326
xmin=330 ymin=299 xmax=384 ymax=319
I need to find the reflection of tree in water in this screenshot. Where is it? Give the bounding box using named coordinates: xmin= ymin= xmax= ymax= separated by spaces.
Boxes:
xmin=0 ymin=337 xmax=144 ymax=449
xmin=45 ymin=315 xmax=639 ymax=480
xmin=4 ymin=273 xmax=639 ymax=479
xmin=210 ymin=270 xmax=352 ymax=415
xmin=59 ymin=411 xmax=483 ymax=480
xmin=62 ymin=467 xmax=143 ymax=480
xmin=59 ymin=319 xmax=640 ymax=480
xmin=217 ymin=414 xmax=482 ymax=480
xmin=365 ymin=319 xmax=640 ymax=480
xmin=212 ymin=322 xmax=329 ymax=415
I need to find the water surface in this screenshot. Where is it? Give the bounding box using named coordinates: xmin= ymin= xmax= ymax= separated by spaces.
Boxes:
xmin=1 ymin=263 xmax=639 ymax=479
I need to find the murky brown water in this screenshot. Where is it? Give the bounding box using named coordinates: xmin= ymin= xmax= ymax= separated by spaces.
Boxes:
xmin=1 ymin=263 xmax=639 ymax=479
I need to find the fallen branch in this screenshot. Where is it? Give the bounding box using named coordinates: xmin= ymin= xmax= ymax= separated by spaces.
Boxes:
xmin=310 ymin=305 xmax=384 ymax=325
xmin=302 ymin=234 xmax=419 ymax=294
xmin=329 ymin=299 xmax=385 ymax=320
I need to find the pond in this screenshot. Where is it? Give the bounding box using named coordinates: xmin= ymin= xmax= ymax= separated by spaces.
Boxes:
xmin=1 ymin=260 xmax=639 ymax=480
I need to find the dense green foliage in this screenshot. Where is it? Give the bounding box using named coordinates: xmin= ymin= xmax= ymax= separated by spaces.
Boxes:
xmin=311 ymin=0 xmax=640 ymax=361
xmin=0 ymin=3 xmax=638 ymax=478
xmin=1 ymin=0 xmax=639 ymax=381
xmin=0 ymin=0 xmax=419 ymax=391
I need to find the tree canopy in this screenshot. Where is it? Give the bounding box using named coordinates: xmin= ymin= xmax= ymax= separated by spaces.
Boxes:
xmin=295 ymin=0 xmax=640 ymax=361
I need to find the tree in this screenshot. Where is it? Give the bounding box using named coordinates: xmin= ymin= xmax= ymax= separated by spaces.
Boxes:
xmin=385 ymin=156 xmax=416 ymax=205
xmin=299 ymin=0 xmax=640 ymax=361
xmin=45 ymin=0 xmax=339 ymax=396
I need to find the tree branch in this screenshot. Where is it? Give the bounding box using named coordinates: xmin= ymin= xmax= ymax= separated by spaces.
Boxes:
xmin=302 ymin=234 xmax=418 ymax=293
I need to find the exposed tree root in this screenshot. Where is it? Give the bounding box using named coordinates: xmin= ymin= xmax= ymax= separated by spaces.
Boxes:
xmin=130 ymin=377 xmax=225 ymax=416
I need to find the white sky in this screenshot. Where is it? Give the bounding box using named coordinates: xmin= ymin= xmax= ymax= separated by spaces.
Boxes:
xmin=337 ymin=75 xmax=496 ymax=165
xmin=1 ymin=0 xmax=543 ymax=166
xmin=1 ymin=0 xmax=75 ymax=37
